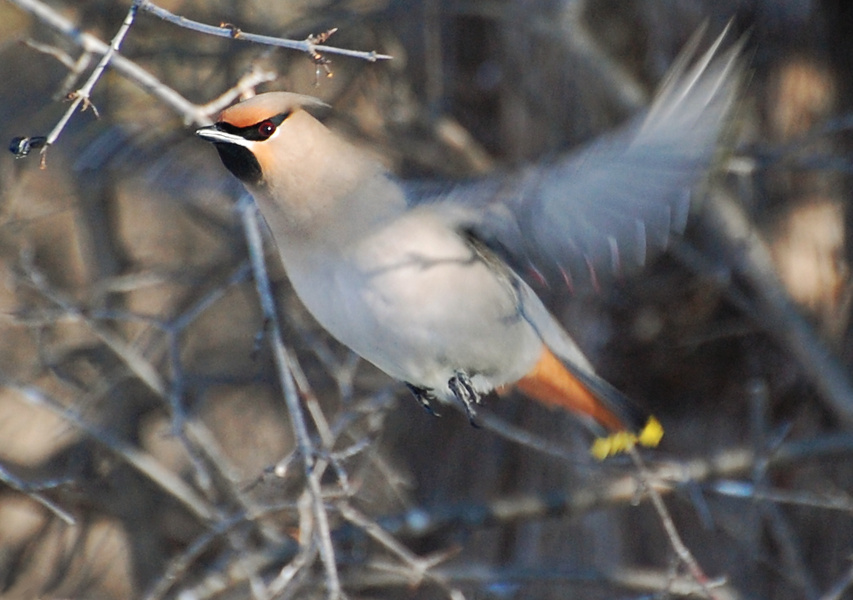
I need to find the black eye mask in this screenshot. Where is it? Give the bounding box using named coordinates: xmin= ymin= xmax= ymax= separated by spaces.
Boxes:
xmin=214 ymin=111 xmax=290 ymax=142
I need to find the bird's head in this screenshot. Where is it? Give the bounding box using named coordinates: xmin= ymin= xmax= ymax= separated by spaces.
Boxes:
xmin=196 ymin=92 xmax=330 ymax=187
xmin=196 ymin=91 xmax=401 ymax=242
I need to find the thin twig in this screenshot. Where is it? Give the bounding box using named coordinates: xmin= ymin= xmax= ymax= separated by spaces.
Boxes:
xmin=339 ymin=501 xmax=455 ymax=586
xmin=21 ymin=257 xmax=167 ymax=397
xmin=379 ymin=431 xmax=853 ymax=540
xmin=747 ymin=378 xmax=819 ymax=598
xmin=35 ymin=0 xmax=142 ymax=167
xmin=0 ymin=461 xmax=76 ymax=524
xmin=238 ymin=194 xmax=343 ymax=599
xmin=698 ymin=191 xmax=853 ymax=426
xmin=820 ymin=560 xmax=853 ymax=600
xmin=3 ymin=381 xmax=215 ymax=522
xmin=143 ymin=513 xmax=255 ymax=600
xmin=8 ymin=0 xmax=210 ymax=124
xmin=197 ymin=65 xmax=279 ymax=116
xmin=137 ymin=0 xmax=392 ymax=62
xmin=21 ymin=38 xmax=78 ymax=70
xmin=629 ymin=447 xmax=717 ymax=598
xmin=340 ymin=563 xmax=730 ymax=598
xmin=710 ymin=480 xmax=853 ymax=511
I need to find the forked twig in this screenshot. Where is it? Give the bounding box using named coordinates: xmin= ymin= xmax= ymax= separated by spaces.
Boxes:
xmin=629 ymin=447 xmax=721 ymax=599
xmin=137 ymin=1 xmax=392 ymax=62
xmin=32 ymin=0 xmax=142 ymax=167
xmin=6 ymin=0 xmax=391 ymax=165
xmin=0 ymin=461 xmax=76 ymax=524
xmin=238 ymin=194 xmax=343 ymax=599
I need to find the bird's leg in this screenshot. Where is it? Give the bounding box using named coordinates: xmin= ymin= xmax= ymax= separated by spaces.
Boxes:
xmin=448 ymin=370 xmax=482 ymax=427
xmin=405 ymin=383 xmax=440 ymax=416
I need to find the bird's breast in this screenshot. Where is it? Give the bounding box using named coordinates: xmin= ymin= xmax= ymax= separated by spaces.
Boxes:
xmin=279 ymin=211 xmax=543 ymax=394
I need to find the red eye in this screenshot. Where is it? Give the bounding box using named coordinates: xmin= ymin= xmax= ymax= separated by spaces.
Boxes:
xmin=258 ymin=120 xmax=276 ymax=139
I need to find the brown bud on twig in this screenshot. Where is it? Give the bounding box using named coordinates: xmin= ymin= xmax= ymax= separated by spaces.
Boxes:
xmin=220 ymin=22 xmax=241 ymax=38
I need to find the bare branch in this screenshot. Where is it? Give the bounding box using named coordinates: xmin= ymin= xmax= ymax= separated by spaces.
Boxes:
xmin=629 ymin=447 xmax=717 ymax=598
xmin=339 ymin=501 xmax=457 ymax=586
xmin=3 ymin=381 xmax=215 ymax=522
xmin=340 ymin=563 xmax=734 ymax=599
xmin=821 ymin=561 xmax=853 ymax=600
xmin=239 ymin=195 xmax=343 ymax=599
xmin=698 ymin=190 xmax=853 ymax=425
xmin=380 ymin=431 xmax=853 ymax=538
xmin=137 ymin=1 xmax=392 ymax=63
xmin=7 ymin=0 xmax=210 ymax=126
xmin=32 ymin=0 xmax=142 ymax=166
xmin=21 ymin=38 xmax=78 ymax=70
xmin=197 ymin=65 xmax=279 ymax=116
xmin=0 ymin=461 xmax=76 ymax=524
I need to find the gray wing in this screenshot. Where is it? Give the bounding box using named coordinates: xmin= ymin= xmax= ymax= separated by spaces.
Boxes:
xmin=408 ymin=26 xmax=744 ymax=291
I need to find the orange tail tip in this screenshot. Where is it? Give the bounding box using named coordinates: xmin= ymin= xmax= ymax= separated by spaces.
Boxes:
xmin=514 ymin=345 xmax=664 ymax=459
xmin=515 ymin=346 xmax=626 ymax=431
xmin=589 ymin=416 xmax=664 ymax=460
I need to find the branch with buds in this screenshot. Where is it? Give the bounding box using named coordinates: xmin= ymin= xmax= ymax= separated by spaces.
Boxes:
xmin=4 ymin=3 xmax=393 ymax=596
xmin=138 ymin=1 xmax=391 ymax=62
xmin=6 ymin=0 xmax=391 ymax=166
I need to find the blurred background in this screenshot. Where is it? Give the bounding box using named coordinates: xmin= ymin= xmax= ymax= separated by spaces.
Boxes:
xmin=1 ymin=0 xmax=853 ymax=598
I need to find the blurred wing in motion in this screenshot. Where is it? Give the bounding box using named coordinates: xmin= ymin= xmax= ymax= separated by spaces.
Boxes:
xmin=410 ymin=25 xmax=744 ymax=291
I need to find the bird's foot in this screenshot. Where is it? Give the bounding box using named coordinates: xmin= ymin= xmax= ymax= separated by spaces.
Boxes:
xmin=405 ymin=383 xmax=440 ymax=416
xmin=448 ymin=371 xmax=482 ymax=427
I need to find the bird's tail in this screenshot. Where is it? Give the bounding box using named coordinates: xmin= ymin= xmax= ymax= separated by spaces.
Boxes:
xmin=514 ymin=345 xmax=662 ymax=459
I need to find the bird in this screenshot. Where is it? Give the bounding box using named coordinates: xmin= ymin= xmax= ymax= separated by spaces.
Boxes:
xmin=195 ymin=26 xmax=743 ymax=458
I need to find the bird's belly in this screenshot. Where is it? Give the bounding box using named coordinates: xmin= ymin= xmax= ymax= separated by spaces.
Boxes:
xmin=285 ymin=227 xmax=542 ymax=398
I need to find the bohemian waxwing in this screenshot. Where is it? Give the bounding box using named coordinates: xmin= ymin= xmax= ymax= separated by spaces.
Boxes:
xmin=196 ymin=27 xmax=743 ymax=457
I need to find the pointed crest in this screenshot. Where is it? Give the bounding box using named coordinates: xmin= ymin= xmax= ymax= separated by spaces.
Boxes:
xmin=218 ymin=92 xmax=330 ymax=127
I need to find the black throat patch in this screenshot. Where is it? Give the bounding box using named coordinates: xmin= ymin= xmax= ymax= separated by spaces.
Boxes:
xmin=214 ymin=143 xmax=263 ymax=186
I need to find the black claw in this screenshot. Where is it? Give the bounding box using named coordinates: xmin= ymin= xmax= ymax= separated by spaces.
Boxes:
xmin=405 ymin=383 xmax=440 ymax=416
xmin=448 ymin=371 xmax=482 ymax=427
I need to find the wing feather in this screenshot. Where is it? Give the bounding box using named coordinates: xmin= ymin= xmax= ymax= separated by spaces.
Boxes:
xmin=407 ymin=25 xmax=744 ymax=291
